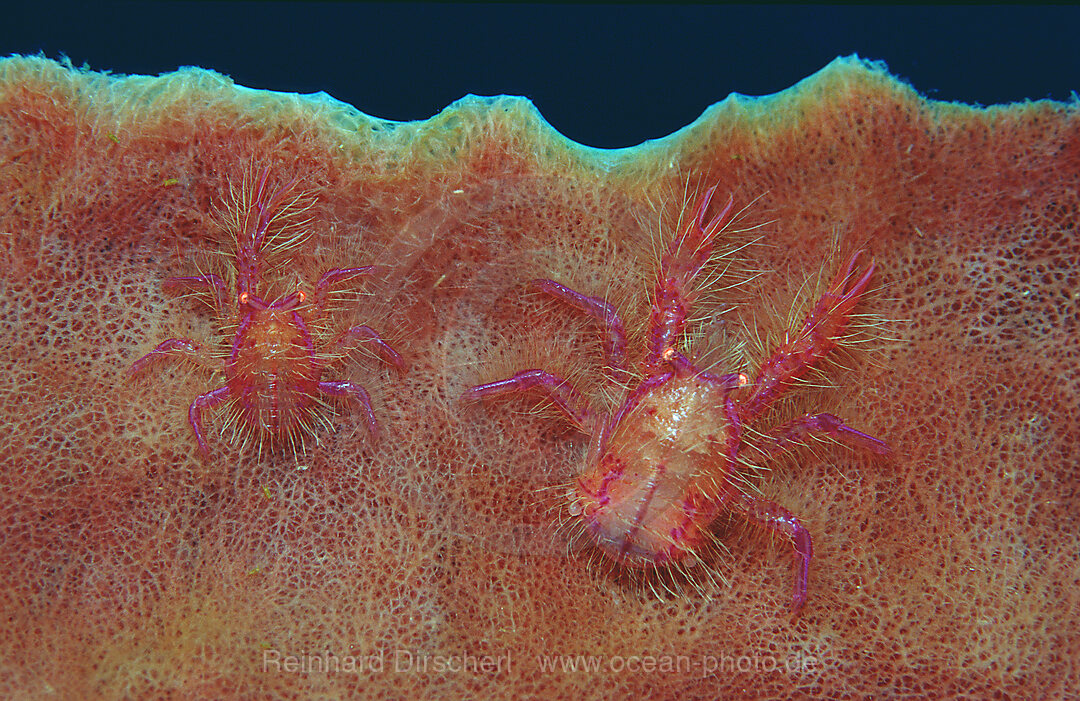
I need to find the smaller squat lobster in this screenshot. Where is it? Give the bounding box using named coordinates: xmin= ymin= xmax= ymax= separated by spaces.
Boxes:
xmin=130 ymin=167 xmax=403 ymax=456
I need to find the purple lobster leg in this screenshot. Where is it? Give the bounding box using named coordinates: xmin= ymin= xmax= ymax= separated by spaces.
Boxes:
xmin=313 ymin=266 xmax=375 ymax=312
xmin=644 ymin=185 xmax=735 ymax=373
xmin=128 ymin=338 xmax=204 ymax=376
xmin=730 ymin=491 xmax=814 ymax=614
xmin=319 ymin=380 xmax=379 ymax=439
xmin=463 ymin=369 xmax=593 ymax=431
xmin=530 ymin=279 xmax=629 ymax=373
xmin=760 ymin=412 xmax=890 ymax=458
xmin=188 ymin=385 xmax=230 ymax=456
xmin=741 ymin=251 xmax=876 ymax=417
xmin=335 ymin=324 xmax=406 ymax=372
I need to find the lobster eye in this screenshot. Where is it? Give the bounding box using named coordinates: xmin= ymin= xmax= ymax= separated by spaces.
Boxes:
xmin=296 ymin=290 xmax=307 ymax=303
xmin=239 ymin=292 xmax=249 ymax=304
xmin=737 ymin=373 xmax=749 ymax=387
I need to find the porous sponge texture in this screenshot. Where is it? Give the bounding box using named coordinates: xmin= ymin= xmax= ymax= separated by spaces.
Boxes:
xmin=0 ymin=55 xmax=1077 ymax=700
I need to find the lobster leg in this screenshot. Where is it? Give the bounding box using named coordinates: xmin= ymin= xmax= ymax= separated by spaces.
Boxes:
xmin=758 ymin=412 xmax=890 ymax=458
xmin=742 ymin=251 xmax=875 ymax=417
xmin=730 ymin=491 xmax=814 ymax=614
xmin=463 ymin=369 xmax=592 ymax=431
xmin=319 ymin=380 xmax=379 ymax=439
xmin=530 ymin=279 xmax=628 ymax=374
xmin=644 ymin=185 xmax=735 ymax=373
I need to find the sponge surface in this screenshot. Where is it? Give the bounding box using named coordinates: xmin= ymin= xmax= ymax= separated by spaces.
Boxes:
xmin=0 ymin=55 xmax=1076 ymax=699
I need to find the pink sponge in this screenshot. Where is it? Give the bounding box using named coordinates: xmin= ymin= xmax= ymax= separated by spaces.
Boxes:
xmin=0 ymin=55 xmax=1076 ymax=699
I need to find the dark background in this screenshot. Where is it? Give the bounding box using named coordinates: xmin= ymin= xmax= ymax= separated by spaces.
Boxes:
xmin=3 ymin=2 xmax=1077 ymax=148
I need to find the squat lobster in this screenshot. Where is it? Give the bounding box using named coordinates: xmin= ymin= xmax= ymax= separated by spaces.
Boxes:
xmin=465 ymin=184 xmax=888 ymax=612
xmin=130 ymin=167 xmax=404 ymax=457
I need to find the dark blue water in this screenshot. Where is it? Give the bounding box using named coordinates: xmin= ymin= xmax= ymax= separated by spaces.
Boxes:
xmin=3 ymin=3 xmax=1076 ymax=148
